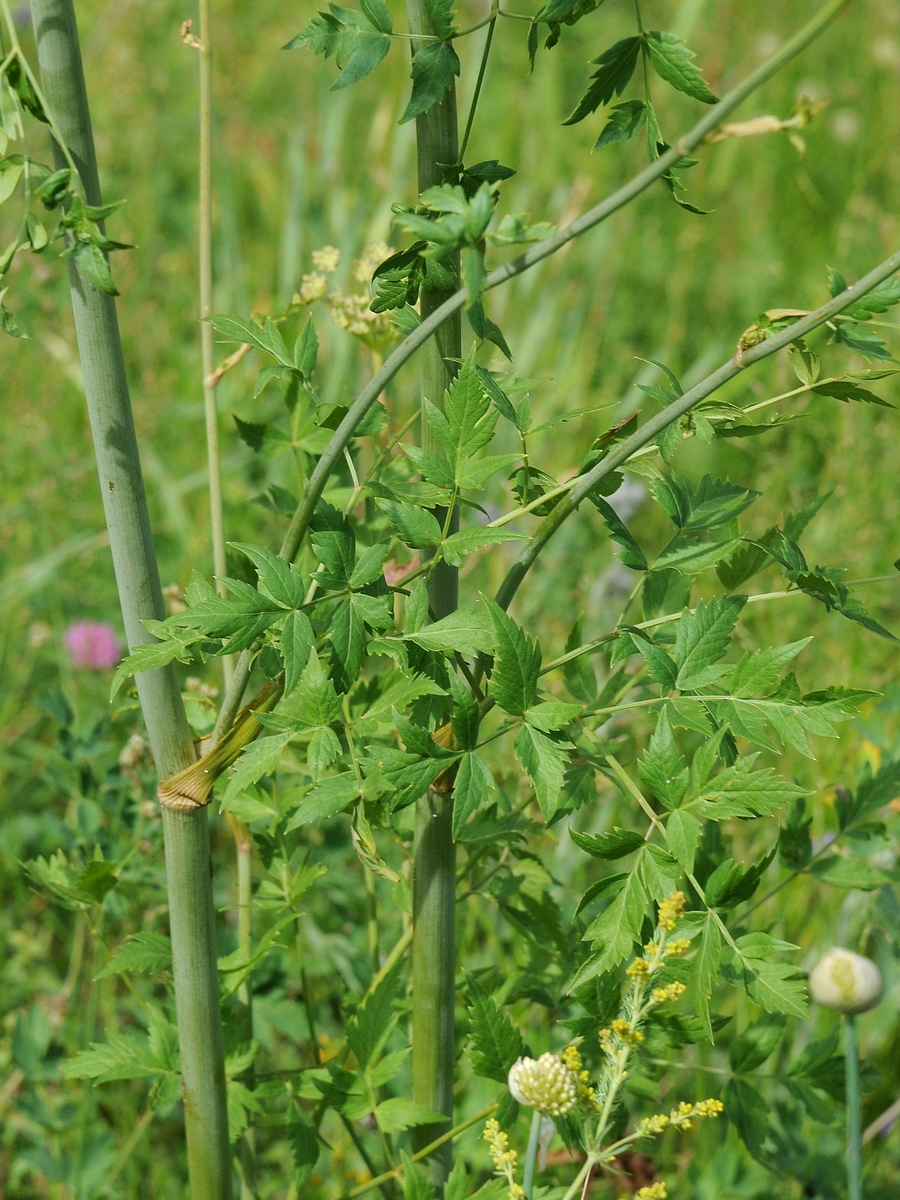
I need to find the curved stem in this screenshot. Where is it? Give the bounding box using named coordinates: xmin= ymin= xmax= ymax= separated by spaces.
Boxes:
xmin=492 ymin=245 xmax=900 ymax=614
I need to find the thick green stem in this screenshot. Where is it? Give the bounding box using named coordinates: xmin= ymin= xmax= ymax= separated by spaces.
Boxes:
xmin=162 ymin=807 xmax=234 ymax=1197
xmin=846 ymin=1014 xmax=863 ymax=1200
xmin=232 ymin=818 xmax=257 ymax=1200
xmin=405 ymin=0 xmax=461 ymax=1187
xmin=30 ymin=4 xmax=232 ymax=1196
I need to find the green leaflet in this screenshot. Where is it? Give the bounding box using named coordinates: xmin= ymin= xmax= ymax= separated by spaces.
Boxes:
xmin=638 ymin=711 xmax=688 ymax=809
xmin=223 ymin=733 xmax=293 ymax=804
xmin=439 ymin=527 xmax=526 ymax=568
xmin=285 ymin=0 xmax=393 ymax=90
xmin=451 ymin=751 xmax=494 ymax=839
xmin=569 ymin=826 xmax=644 ymax=860
xmin=346 ymin=962 xmax=402 ymax=1068
xmin=729 ymin=933 xmax=808 ymax=1019
xmin=590 ymin=494 xmax=647 ymax=570
xmin=583 ymin=864 xmax=646 ymax=973
xmin=564 ymin=37 xmax=641 ymax=125
xmin=514 ymin=724 xmax=570 ymax=820
xmin=466 ymin=974 xmax=524 ymax=1082
xmin=94 ymin=932 xmax=172 ymax=979
xmin=594 ymin=99 xmax=648 ymax=150
xmin=376 ymin=1098 xmax=447 ymax=1133
xmin=376 ymin=498 xmax=443 ymax=548
xmin=690 ymin=911 xmax=722 ymax=1041
xmin=487 ymin=603 xmax=541 ymax=716
xmin=643 ymin=31 xmax=718 ymax=104
xmin=283 ymin=773 xmax=361 ymax=831
xmin=674 ymin=595 xmax=746 ymax=691
xmin=400 ymin=41 xmax=460 ymax=124
xmin=402 ymin=602 xmax=495 ymax=656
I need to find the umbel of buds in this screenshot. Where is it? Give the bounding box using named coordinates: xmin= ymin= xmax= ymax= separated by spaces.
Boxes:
xmin=809 ymin=948 xmax=883 ymax=1014
xmin=507 ymin=1053 xmax=578 ymax=1116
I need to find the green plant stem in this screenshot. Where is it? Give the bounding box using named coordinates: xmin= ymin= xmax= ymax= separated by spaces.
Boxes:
xmin=846 ymin=1014 xmax=864 ymax=1200
xmin=346 ymin=1104 xmax=498 ymax=1199
xmin=231 ymin=816 xmax=257 ymax=1200
xmin=210 ymin=0 xmax=851 ymax=744
xmin=459 ymin=13 xmax=496 ymax=162
xmin=196 ymin=0 xmax=231 ymax=688
xmin=30 ymin=4 xmax=232 ymax=1197
xmin=523 ymin=1109 xmax=541 ymax=1200
xmin=404 ymin=3 xmax=461 ymax=1186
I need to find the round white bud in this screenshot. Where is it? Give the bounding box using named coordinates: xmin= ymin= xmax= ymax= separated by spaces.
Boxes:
xmin=809 ymin=948 xmax=883 ymax=1014
xmin=507 ymin=1053 xmax=577 ymax=1116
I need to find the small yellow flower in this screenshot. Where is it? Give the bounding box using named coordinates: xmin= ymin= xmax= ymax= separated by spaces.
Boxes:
xmin=627 ymin=957 xmax=650 ymax=979
xmin=353 ymin=240 xmax=391 ymax=282
xmin=312 ymin=245 xmax=341 ymax=273
xmin=658 ymin=891 xmax=685 ymax=931
xmin=636 ymin=1183 xmax=667 ymax=1200
xmin=638 ymin=1113 xmax=670 ymax=1135
xmin=666 ymin=938 xmax=691 ymax=958
xmin=299 ymin=272 xmax=328 ymax=303
xmin=611 ymin=1019 xmax=644 ymax=1047
xmin=507 ymin=1053 xmax=578 ymax=1116
xmin=651 ymin=981 xmax=687 ymax=1004
xmin=694 ymin=1098 xmax=724 ymax=1118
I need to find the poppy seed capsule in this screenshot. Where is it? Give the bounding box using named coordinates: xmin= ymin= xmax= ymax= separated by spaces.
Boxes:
xmin=809 ymin=948 xmax=883 ymax=1014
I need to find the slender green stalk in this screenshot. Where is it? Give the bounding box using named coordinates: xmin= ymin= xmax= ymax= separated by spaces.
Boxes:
xmin=211 ymin=0 xmax=850 ymax=744
xmin=195 ymin=0 xmax=231 ymax=679
xmin=492 ymin=244 xmax=900 ymax=614
xmin=30 ymin=4 xmax=232 ymax=1197
xmin=846 ymin=1014 xmax=863 ymax=1200
xmin=404 ymin=0 xmax=461 ymax=1185
xmin=194 ymin=4 xmax=253 ymax=1189
xmin=522 ymin=1109 xmax=541 ymax=1200
xmin=346 ymin=1104 xmax=498 ymax=1199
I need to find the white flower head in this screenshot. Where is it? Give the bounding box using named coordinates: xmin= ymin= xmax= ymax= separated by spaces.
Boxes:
xmin=507 ymin=1053 xmax=577 ymax=1116
xmin=809 ymin=948 xmax=883 ymax=1014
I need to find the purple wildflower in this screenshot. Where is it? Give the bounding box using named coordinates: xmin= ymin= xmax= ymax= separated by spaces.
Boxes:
xmin=64 ymin=621 xmax=123 ymax=670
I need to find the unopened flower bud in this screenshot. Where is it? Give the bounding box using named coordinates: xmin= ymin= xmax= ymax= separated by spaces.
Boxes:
xmin=809 ymin=948 xmax=883 ymax=1014
xmin=507 ymin=1053 xmax=577 ymax=1115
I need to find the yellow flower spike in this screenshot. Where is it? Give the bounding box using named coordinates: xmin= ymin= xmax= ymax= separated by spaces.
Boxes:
xmin=627 ymin=957 xmax=650 ymax=978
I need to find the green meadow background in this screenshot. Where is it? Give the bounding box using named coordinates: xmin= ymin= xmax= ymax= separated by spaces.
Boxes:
xmin=1 ymin=0 xmax=900 ymax=1195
